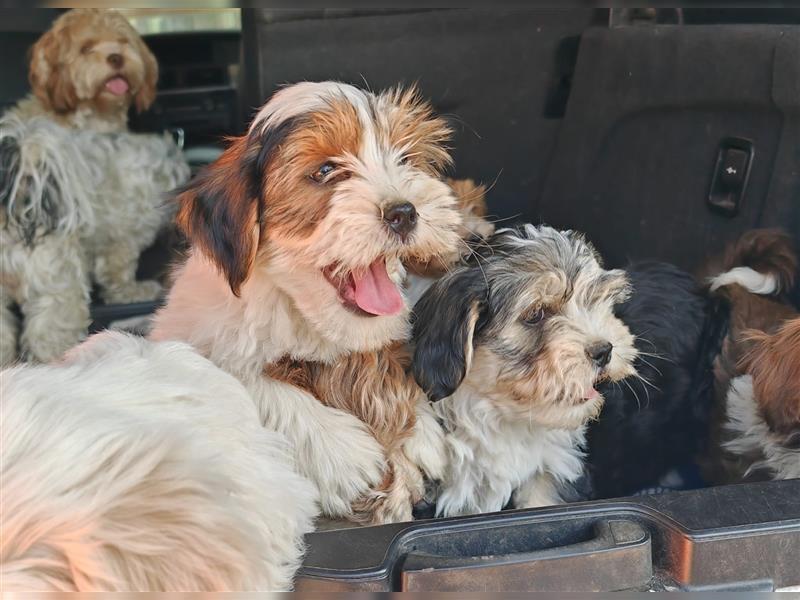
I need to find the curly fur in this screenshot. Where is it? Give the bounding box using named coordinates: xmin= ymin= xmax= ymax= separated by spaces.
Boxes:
xmin=24 ymin=9 xmax=158 ymax=131
xmin=0 ymin=9 xmax=189 ymax=366
xmin=1 ymin=332 xmax=318 ymax=591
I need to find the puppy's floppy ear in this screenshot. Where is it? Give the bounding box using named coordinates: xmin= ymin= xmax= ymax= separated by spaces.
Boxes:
xmin=412 ymin=267 xmax=489 ymax=401
xmin=28 ymin=26 xmax=78 ymax=114
xmin=741 ymin=324 xmax=800 ymax=435
xmin=175 ymin=119 xmax=297 ymax=296
xmin=133 ymin=35 xmax=158 ymax=113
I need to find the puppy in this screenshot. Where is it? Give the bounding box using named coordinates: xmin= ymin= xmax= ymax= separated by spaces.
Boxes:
xmin=16 ymin=9 xmax=157 ymax=131
xmin=265 ymin=179 xmax=491 ymax=525
xmin=700 ymin=229 xmax=799 ymax=483
xmin=150 ymin=82 xmax=463 ymax=521
xmin=723 ymin=317 xmax=800 ymax=480
xmin=585 ymin=261 xmax=720 ymax=498
xmin=412 ymin=224 xmax=637 ymax=516
xmin=1 ymin=9 xmax=188 ymax=365
xmin=1 ymin=332 xmax=317 ymax=590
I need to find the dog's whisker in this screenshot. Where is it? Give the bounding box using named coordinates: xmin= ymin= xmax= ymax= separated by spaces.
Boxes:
xmin=631 ymin=371 xmax=660 ymax=398
xmin=635 ymin=350 xmax=667 ymax=360
xmin=459 ymin=231 xmax=495 ymax=256
xmin=621 ymin=377 xmax=642 ymax=411
xmin=484 ymin=213 xmax=523 ymax=226
xmin=456 ymin=237 xmax=491 ymax=272
xmin=459 ymin=240 xmax=491 ymax=291
xmin=636 ymin=355 xmax=664 ymax=377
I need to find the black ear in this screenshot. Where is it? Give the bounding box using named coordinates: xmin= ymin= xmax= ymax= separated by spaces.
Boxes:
xmin=175 ymin=118 xmax=297 ymax=296
xmin=411 ymin=267 xmax=488 ymax=401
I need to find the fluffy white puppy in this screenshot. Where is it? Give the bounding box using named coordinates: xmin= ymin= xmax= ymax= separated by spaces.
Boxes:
xmin=1 ymin=331 xmax=317 ymax=591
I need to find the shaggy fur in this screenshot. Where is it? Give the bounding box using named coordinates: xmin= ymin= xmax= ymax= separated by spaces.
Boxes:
xmin=0 ymin=9 xmax=189 ymax=366
xmin=150 ymin=82 xmax=462 ymax=521
xmin=699 ymin=229 xmax=799 ymax=484
xmin=263 ymin=178 xmax=491 ymax=525
xmin=20 ymin=9 xmax=157 ymax=131
xmin=723 ymin=318 xmax=800 ymax=480
xmin=0 ymin=331 xmax=317 ymax=591
xmin=265 ymin=345 xmax=445 ymax=525
xmin=412 ymin=224 xmax=637 ymax=516
xmin=586 ymin=262 xmax=719 ymax=498
xmin=699 ymin=229 xmax=799 ymax=483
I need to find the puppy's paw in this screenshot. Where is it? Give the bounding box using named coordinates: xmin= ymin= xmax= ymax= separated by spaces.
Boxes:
xmin=404 ymin=398 xmax=448 ymax=481
xmin=102 ymin=280 xmax=162 ymax=304
xmin=351 ymin=484 xmax=414 ymax=526
xmin=303 ymin=407 xmax=386 ymax=518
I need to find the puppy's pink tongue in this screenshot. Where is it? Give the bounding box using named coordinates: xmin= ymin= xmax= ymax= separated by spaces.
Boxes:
xmin=105 ymin=77 xmax=129 ymax=96
xmin=352 ymin=258 xmax=404 ymax=316
xmin=584 ymin=387 xmax=601 ymax=401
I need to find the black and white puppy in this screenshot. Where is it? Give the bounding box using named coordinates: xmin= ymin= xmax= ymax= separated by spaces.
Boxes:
xmin=412 ymin=224 xmax=638 ymax=516
xmin=586 ymin=261 xmax=719 ymax=499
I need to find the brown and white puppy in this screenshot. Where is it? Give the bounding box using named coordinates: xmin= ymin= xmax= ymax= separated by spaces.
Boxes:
xmin=265 ymin=178 xmax=494 ymax=525
xmin=700 ymin=228 xmax=799 ymax=483
xmin=1 ymin=9 xmax=187 ymax=366
xmin=150 ymin=82 xmax=463 ymax=521
xmin=412 ymin=224 xmax=637 ymax=516
xmin=724 ymin=317 xmax=800 ymax=480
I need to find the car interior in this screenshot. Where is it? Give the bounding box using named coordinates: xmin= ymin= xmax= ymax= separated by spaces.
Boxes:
xmin=2 ymin=7 xmax=799 ymax=592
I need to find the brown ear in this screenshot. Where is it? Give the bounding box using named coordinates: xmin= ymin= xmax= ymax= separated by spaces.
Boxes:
xmin=741 ymin=322 xmax=800 ymax=434
xmin=175 ymin=118 xmax=298 ymax=296
xmin=447 ymin=178 xmax=488 ymax=218
xmin=29 ymin=27 xmax=78 ymax=114
xmin=133 ymin=36 xmax=158 ymax=113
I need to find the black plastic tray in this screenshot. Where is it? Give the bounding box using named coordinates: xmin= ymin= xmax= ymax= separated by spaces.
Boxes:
xmin=297 ymin=479 xmax=800 ymax=592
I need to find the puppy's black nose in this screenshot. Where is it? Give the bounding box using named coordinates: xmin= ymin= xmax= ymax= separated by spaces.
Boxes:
xmin=383 ymin=201 xmax=417 ymax=239
xmin=107 ymin=53 xmax=124 ymax=69
xmin=587 ymin=341 xmax=613 ymax=368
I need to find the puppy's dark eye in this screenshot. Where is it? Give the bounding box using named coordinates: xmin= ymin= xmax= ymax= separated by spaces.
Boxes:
xmin=80 ymin=42 xmax=94 ymax=55
xmin=523 ymin=307 xmax=546 ymax=325
xmin=310 ymin=162 xmax=336 ymax=183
